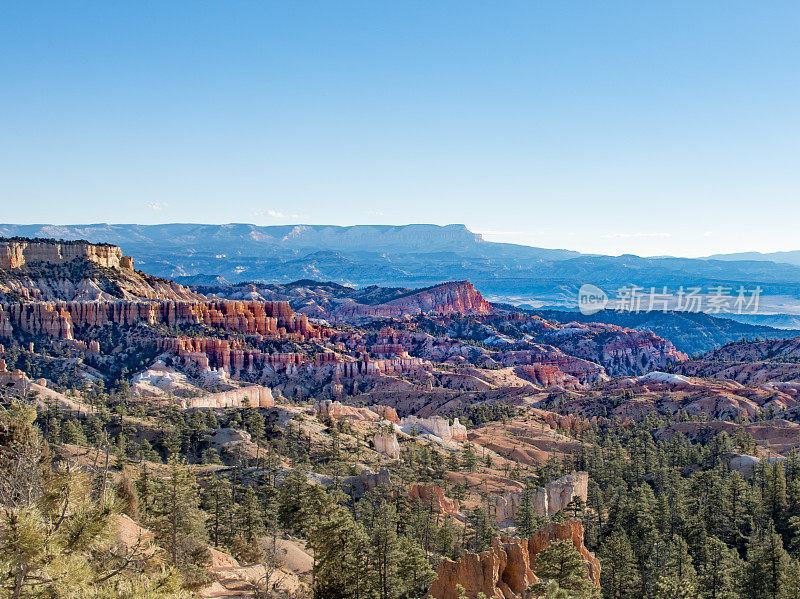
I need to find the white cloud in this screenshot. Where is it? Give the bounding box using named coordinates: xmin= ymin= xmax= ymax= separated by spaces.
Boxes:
xmin=254 ymin=209 xmax=301 ymax=219
xmin=601 ymin=232 xmax=671 ymax=239
xmin=703 ymin=231 xmax=714 ymax=237
xmin=145 ymin=202 xmax=168 ymax=211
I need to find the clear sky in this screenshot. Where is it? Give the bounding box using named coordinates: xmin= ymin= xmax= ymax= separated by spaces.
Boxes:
xmin=2 ymin=2 xmax=799 ymax=257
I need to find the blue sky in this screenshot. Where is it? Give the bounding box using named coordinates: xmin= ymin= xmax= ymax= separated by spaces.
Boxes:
xmin=1 ymin=2 xmax=799 ymax=257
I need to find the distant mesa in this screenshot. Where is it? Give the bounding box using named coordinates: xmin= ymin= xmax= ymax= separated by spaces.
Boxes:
xmin=0 ymin=237 xmax=135 ymax=271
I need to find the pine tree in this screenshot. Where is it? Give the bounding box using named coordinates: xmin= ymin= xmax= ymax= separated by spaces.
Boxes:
xmin=783 ymin=559 xmax=800 ymax=599
xmin=652 ymin=575 xmax=696 ymax=599
xmin=528 ymin=539 xmax=595 ymax=598
xmin=516 ymin=478 xmax=546 ymax=538
xmin=599 ymin=528 xmax=639 ymax=599
xmin=763 ymin=461 xmax=788 ymax=531
xmin=436 ymin=517 xmax=458 ymax=559
xmin=151 ymin=455 xmax=208 ymax=567
xmin=462 ymin=446 xmax=478 ymax=472
xmin=396 ymin=534 xmax=436 ymax=598
xmin=467 ymin=506 xmax=495 ymax=553
xmin=741 ymin=524 xmax=791 ymax=599
xmin=652 ymin=537 xmax=696 ymax=599
xmin=697 ymin=536 xmax=738 ymax=599
xmin=278 ymin=467 xmax=310 ymax=534
xmin=308 ymin=494 xmax=369 ymax=599
xmin=447 ymin=451 xmax=460 ymax=472
xmin=238 ymin=485 xmax=265 ymax=543
xmin=0 ymin=402 xmax=123 ymax=597
xmin=369 ymin=501 xmax=403 ymax=599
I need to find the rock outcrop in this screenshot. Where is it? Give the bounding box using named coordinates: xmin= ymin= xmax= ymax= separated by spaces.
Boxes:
xmin=0 ymin=358 xmax=26 ymax=392
xmin=494 ymin=472 xmax=589 ymax=523
xmin=408 ymin=485 xmax=459 ymax=514
xmin=343 ymin=468 xmax=392 ymax=497
xmin=427 ymin=520 xmax=600 ymax=599
xmin=205 ymin=428 xmax=258 ymax=455
xmin=402 ymin=415 xmax=468 ymax=442
xmin=314 ymin=400 xmax=400 ymax=422
xmin=374 ymin=431 xmax=400 ymax=459
xmin=185 ymin=385 xmax=274 ymax=409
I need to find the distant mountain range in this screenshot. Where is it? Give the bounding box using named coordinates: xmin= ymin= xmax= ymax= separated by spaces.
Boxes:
xmin=707 ymin=250 xmax=800 ymax=267
xmin=4 ymin=223 xmax=800 ymax=311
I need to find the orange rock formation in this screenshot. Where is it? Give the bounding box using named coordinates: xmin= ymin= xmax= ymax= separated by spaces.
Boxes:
xmin=427 ymin=520 xmax=600 ymax=599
